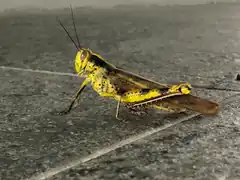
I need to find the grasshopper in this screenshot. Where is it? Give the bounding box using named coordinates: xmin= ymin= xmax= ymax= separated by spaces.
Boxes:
xmin=57 ymin=7 xmax=219 ymax=119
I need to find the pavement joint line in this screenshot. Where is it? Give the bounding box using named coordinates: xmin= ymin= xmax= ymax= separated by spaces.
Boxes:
xmin=0 ymin=66 xmax=78 ymax=77
xmin=26 ymin=93 xmax=240 ymax=180
xmin=1 ymin=66 xmax=240 ymax=93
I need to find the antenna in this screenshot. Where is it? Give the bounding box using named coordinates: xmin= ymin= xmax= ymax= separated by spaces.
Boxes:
xmin=56 ymin=17 xmax=79 ymax=50
xmin=70 ymin=4 xmax=81 ymax=49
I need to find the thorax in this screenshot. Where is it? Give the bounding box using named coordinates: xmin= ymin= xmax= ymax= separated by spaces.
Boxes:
xmin=87 ymin=66 xmax=119 ymax=99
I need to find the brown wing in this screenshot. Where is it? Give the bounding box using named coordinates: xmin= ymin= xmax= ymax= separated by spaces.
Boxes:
xmin=153 ymin=94 xmax=219 ymax=116
xmin=114 ymin=68 xmax=171 ymax=88
xmin=106 ymin=67 xmax=171 ymax=94
xmin=106 ymin=67 xmax=219 ymax=115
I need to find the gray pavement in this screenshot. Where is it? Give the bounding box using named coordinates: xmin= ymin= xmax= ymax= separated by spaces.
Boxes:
xmin=0 ymin=2 xmax=240 ymax=180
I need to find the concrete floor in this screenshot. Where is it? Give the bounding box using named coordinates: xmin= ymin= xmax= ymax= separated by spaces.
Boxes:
xmin=0 ymin=2 xmax=240 ymax=180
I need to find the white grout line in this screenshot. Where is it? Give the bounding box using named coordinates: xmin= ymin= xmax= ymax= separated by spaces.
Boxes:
xmin=26 ymin=93 xmax=240 ymax=180
xmin=1 ymin=66 xmax=240 ymax=93
xmin=26 ymin=113 xmax=200 ymax=180
xmin=0 ymin=66 xmax=78 ymax=77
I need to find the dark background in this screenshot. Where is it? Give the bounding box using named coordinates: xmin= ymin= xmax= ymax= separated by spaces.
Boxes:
xmin=0 ymin=1 xmax=240 ymax=180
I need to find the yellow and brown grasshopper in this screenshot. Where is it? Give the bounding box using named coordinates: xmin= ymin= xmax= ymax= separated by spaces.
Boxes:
xmin=57 ymin=7 xmax=219 ymax=119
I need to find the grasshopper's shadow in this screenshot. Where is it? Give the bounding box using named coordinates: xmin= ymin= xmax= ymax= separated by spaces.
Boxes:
xmin=104 ymin=107 xmax=195 ymax=130
xmin=50 ymin=103 xmax=199 ymax=134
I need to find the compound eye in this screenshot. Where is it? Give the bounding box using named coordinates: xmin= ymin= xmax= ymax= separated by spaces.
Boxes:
xmin=80 ymin=50 xmax=88 ymax=61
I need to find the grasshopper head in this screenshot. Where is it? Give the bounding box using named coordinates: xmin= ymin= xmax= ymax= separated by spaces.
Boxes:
xmin=56 ymin=9 xmax=94 ymax=77
xmin=75 ymin=48 xmax=92 ymax=76
xmin=56 ymin=9 xmax=109 ymax=77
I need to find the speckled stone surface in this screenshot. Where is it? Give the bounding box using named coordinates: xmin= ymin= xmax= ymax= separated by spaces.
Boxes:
xmin=0 ymin=2 xmax=240 ymax=180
